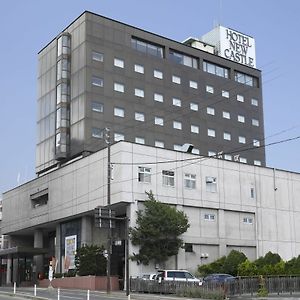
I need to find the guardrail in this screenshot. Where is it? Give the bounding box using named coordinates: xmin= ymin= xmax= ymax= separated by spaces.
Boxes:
xmin=130 ymin=276 xmax=300 ymax=297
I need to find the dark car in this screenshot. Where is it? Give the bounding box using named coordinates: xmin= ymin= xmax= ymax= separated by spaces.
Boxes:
xmin=203 ymin=273 xmax=236 ymax=284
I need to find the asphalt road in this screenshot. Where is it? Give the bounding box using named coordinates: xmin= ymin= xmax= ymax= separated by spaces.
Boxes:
xmin=0 ymin=287 xmax=185 ymax=300
xmin=1 ymin=287 xmax=300 ymax=300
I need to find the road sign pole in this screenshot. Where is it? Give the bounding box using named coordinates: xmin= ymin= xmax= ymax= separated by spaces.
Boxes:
xmin=105 ymin=127 xmax=111 ymax=294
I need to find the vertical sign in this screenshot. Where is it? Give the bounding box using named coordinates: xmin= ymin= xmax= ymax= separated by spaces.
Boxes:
xmin=65 ymin=235 xmax=77 ymax=270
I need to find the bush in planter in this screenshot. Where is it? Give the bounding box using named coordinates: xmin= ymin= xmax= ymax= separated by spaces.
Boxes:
xmin=53 ymin=273 xmax=63 ymax=278
xmin=64 ymin=270 xmax=76 ymax=277
xmin=75 ymin=244 xmax=107 ymax=276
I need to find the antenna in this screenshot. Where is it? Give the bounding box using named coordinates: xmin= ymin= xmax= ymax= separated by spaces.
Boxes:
xmin=218 ymin=0 xmax=223 ymax=26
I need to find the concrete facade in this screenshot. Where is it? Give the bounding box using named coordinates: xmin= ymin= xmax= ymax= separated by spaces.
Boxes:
xmin=2 ymin=142 xmax=300 ymax=280
xmin=36 ymin=11 xmax=265 ymax=174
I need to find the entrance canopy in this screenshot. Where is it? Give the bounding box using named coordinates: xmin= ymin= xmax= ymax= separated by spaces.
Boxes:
xmin=0 ymin=246 xmax=48 ymax=258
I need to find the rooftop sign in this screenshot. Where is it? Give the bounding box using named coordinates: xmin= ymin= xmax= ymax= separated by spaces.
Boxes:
xmin=201 ymin=26 xmax=256 ymax=68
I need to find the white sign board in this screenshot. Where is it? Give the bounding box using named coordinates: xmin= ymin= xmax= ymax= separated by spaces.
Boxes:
xmin=219 ymin=26 xmax=256 ymax=68
xmin=65 ymin=235 xmax=77 ymax=270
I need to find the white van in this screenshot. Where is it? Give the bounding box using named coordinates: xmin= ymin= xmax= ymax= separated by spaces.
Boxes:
xmin=156 ymin=270 xmax=202 ymax=285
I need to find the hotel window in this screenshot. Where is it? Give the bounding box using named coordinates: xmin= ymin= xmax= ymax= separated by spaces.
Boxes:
xmin=235 ymin=71 xmax=258 ymax=87
xmin=154 ymin=93 xmax=164 ymax=102
xmin=253 ymin=139 xmax=260 ymax=147
xmin=223 ymin=132 xmax=231 ymax=141
xmin=222 ymin=90 xmax=229 ymax=98
xmin=92 ymin=102 xmax=104 ymax=113
xmin=162 ymin=170 xmax=175 ymax=187
xmin=92 ymin=51 xmax=104 ymax=62
xmin=208 ymin=151 xmax=216 ymax=157
xmin=92 ymin=76 xmax=104 ymax=87
xmin=206 ymin=85 xmax=214 ymax=94
xmin=203 ymin=61 xmax=229 ymax=78
xmin=206 ymin=176 xmax=217 ymax=192
xmin=208 ymin=128 xmax=216 ymax=137
xmin=134 ymin=64 xmax=144 ymax=74
xmin=184 ymin=173 xmax=196 ymax=189
xmin=237 ymin=94 xmax=244 ymax=102
xmin=154 ymin=69 xmax=163 ymax=79
xmin=173 ymin=121 xmax=182 ymax=130
xmin=251 ymin=98 xmax=258 ymax=106
xmin=131 ymin=37 xmax=164 ymax=58
xmin=92 ymin=127 xmax=103 ymax=138
xmin=238 ymin=115 xmax=245 ymax=123
xmin=114 ymin=107 xmax=124 ymax=117
xmin=134 ymin=88 xmax=144 ymax=98
xmin=173 ymin=98 xmax=181 ymax=107
xmin=243 ymin=217 xmax=253 ymax=224
xmin=114 ymin=133 xmax=124 ymax=141
xmin=172 ymin=75 xmax=181 ymax=84
xmin=138 ymin=166 xmax=151 ymax=183
xmin=135 ymin=112 xmax=145 ymax=122
xmin=239 ymin=136 xmax=246 ymax=144
xmin=169 ymin=49 xmax=198 ymax=68
xmin=185 ymin=243 xmax=193 ymax=253
xmin=254 ymin=160 xmax=262 ymax=166
xmin=240 ymin=157 xmax=247 ymax=163
xmin=114 ymin=58 xmax=124 ymax=68
xmin=204 ymin=213 xmax=215 ymax=221
xmin=190 ymin=102 xmax=198 ymax=111
xmin=155 ymin=116 xmax=164 ymax=126
xmin=174 ymin=144 xmax=182 ymax=151
xmin=252 ymin=119 xmax=259 ymax=126
xmin=114 ymin=82 xmax=124 ymax=93
xmin=250 ymin=187 xmax=255 ymax=199
xmin=189 ymin=80 xmax=198 ymax=89
xmin=135 ymin=137 xmax=145 ymax=144
xmin=192 ymin=148 xmax=200 ymax=155
xmin=207 ymin=107 xmax=215 ymax=115
xmin=224 ymin=154 xmax=232 ymax=161
xmin=155 ymin=140 xmax=164 ymax=148
xmin=191 ymin=125 xmax=199 ymax=134
xmin=223 ymin=111 xmax=230 ymax=119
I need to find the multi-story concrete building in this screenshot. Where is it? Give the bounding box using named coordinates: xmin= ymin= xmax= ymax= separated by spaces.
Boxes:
xmin=2 ymin=142 xmax=300 ymax=285
xmin=36 ymin=11 xmax=265 ymax=174
xmin=1 ymin=11 xmax=277 ymax=286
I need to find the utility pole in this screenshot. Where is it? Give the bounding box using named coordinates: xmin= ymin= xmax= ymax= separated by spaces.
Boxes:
xmin=104 ymin=127 xmax=111 ymax=294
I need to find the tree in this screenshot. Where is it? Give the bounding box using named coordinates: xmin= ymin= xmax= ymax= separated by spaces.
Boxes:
xmin=129 ymin=191 xmax=190 ymax=265
xmin=238 ymin=259 xmax=258 ymax=276
xmin=75 ymin=244 xmax=107 ymax=276
xmin=223 ymin=250 xmax=247 ymax=276
xmin=197 ymin=256 xmax=226 ymax=276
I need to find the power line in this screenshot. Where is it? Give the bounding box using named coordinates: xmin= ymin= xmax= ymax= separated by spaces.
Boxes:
xmin=111 ymin=135 xmax=300 ymax=166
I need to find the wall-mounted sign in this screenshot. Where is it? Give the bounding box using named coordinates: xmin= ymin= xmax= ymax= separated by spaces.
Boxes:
xmin=65 ymin=235 xmax=77 ymax=270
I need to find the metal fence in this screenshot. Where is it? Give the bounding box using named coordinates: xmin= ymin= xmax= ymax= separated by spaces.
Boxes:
xmin=130 ymin=276 xmax=300 ymax=297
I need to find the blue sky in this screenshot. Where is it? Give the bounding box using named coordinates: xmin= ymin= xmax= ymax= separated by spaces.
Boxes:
xmin=1 ymin=0 xmax=300 ymax=194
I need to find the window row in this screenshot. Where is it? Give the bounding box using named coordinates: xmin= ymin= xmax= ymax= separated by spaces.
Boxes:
xmin=91 ymin=74 xmax=259 ymax=108
xmin=137 ymin=167 xmax=257 ymax=201
xmin=92 ymin=101 xmax=259 ymax=129
xmin=129 ymin=37 xmax=258 ymax=87
xmin=91 ymin=129 xmax=262 ymax=166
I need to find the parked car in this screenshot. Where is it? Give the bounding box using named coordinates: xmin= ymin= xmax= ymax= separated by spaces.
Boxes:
xmin=142 ymin=273 xmax=157 ymax=280
xmin=156 ymin=270 xmax=202 ymax=285
xmin=203 ymin=273 xmax=236 ymax=284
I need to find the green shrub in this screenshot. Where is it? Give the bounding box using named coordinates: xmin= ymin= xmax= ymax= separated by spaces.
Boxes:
xmin=177 ymin=287 xmax=224 ymax=299
xmin=75 ymin=244 xmax=106 ymax=276
xmin=53 ymin=273 xmax=63 ymax=278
